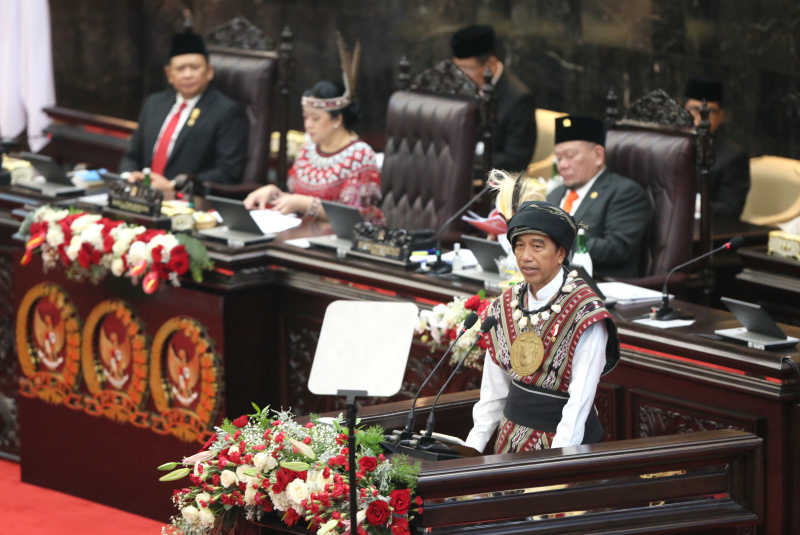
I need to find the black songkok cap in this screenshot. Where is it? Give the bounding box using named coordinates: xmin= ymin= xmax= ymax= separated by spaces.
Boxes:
xmin=555 ymin=116 xmax=606 ymax=147
xmin=450 ymin=25 xmax=496 ymax=59
xmin=684 ymin=77 xmax=724 ymax=105
xmin=507 ymin=201 xmax=579 ymax=252
xmin=169 ymin=31 xmax=208 ymax=60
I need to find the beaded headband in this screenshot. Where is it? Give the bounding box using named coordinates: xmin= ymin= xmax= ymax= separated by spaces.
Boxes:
xmin=301 ymin=32 xmax=360 ymax=112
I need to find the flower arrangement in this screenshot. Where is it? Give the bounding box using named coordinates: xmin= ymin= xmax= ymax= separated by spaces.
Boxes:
xmin=18 ymin=205 xmax=213 ymax=293
xmin=415 ymin=292 xmax=494 ymax=370
xmin=158 ymin=406 xmax=421 ymax=535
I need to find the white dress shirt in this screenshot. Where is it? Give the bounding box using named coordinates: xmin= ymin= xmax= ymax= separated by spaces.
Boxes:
xmin=555 ymin=167 xmax=605 ymax=215
xmin=152 ymin=93 xmax=202 ymax=162
xmin=465 ymin=271 xmax=609 ymax=452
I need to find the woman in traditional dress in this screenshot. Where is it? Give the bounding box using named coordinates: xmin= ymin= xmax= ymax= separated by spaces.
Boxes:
xmin=243 ymin=80 xmax=384 ymax=224
xmin=465 ymin=171 xmax=619 ymax=454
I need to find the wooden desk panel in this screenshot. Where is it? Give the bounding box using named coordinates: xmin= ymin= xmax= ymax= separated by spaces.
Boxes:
xmin=0 ymin=190 xmax=796 ymax=532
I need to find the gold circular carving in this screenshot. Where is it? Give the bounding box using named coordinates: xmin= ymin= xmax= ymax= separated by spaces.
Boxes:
xmin=510 ymin=330 xmax=544 ymax=376
xmin=15 ymin=283 xmax=82 ymax=402
xmin=81 ymin=300 xmax=149 ymax=406
xmin=150 ymin=317 xmax=220 ymax=442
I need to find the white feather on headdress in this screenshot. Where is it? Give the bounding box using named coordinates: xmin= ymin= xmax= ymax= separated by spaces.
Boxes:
xmin=488 ymin=169 xmax=547 ymax=221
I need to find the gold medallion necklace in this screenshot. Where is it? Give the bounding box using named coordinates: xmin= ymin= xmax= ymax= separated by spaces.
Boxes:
xmin=508 ymin=268 xmax=577 ymax=376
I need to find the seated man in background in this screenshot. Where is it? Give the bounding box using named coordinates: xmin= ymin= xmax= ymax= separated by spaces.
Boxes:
xmin=546 ymin=116 xmax=649 ymax=279
xmin=119 ymin=30 xmax=248 ymax=191
xmin=684 ymin=77 xmax=750 ymax=219
xmin=451 ymin=25 xmax=536 ymax=173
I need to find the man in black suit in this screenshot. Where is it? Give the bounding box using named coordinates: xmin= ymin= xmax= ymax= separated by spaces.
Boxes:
xmin=684 ymin=78 xmax=750 ymax=219
xmin=119 ymin=31 xmax=248 ymax=191
xmin=451 ymin=25 xmax=536 ymax=173
xmin=546 ymin=116 xmax=649 ymax=279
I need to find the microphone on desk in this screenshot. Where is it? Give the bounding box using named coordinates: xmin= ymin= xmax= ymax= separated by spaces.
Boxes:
xmin=421 ymin=317 xmax=497 ymax=442
xmin=654 ymin=236 xmax=745 ymax=321
xmin=427 ymin=180 xmax=495 ymax=275
xmin=390 ymin=312 xmax=480 ymax=443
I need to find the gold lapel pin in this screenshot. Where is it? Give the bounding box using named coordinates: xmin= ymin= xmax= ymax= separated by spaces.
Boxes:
xmin=590 ymin=191 xmax=598 ymax=199
xmin=187 ymin=108 xmax=201 ymax=127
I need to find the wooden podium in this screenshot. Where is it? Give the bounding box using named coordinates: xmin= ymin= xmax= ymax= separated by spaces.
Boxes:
xmin=249 ymin=392 xmax=762 ymax=534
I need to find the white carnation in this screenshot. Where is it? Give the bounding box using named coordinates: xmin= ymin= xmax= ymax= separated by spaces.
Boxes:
xmin=127 ymin=241 xmax=148 ymax=266
xmin=111 ymin=258 xmax=125 ymax=277
xmin=268 ymin=489 xmax=290 ymax=512
xmin=195 ymin=492 xmax=211 ymax=508
xmin=70 ymin=214 xmax=101 ymax=234
xmin=220 ymin=469 xmax=239 ymax=488
xmin=81 ymin=223 xmax=105 ymax=251
xmin=181 ymin=505 xmax=200 ymax=524
xmin=198 ymin=507 xmax=215 ymax=528
xmin=244 ymin=485 xmax=258 ymax=505
xmin=285 ymin=478 xmax=309 ymax=507
xmin=66 ymin=235 xmax=82 ymax=261
xmin=236 ymin=464 xmax=253 ymax=482
xmin=45 ymin=225 xmax=64 ymax=248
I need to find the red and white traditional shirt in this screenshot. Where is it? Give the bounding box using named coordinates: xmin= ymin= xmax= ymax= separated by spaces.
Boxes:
xmin=287 ymin=140 xmax=385 ymax=224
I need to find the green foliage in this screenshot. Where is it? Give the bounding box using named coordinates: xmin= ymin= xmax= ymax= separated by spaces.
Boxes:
xmin=177 ymin=233 xmax=214 ymax=282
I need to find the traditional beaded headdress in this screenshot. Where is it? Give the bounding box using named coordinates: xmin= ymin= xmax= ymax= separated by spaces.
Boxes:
xmin=301 ymin=32 xmax=360 ymax=111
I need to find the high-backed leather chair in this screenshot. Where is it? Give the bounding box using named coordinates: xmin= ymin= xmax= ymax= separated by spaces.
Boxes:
xmin=742 ymin=155 xmax=800 ymax=226
xmin=380 ymin=60 xmax=494 ymax=243
xmin=202 ymin=19 xmax=293 ymax=197
xmin=604 ymin=89 xmax=711 ymax=289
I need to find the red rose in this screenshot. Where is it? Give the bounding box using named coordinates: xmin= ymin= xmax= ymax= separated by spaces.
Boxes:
xmin=232 ymin=415 xmax=249 ymax=428
xmin=358 ymin=456 xmax=378 ymax=473
xmin=103 ymin=234 xmax=115 ymax=254
xmin=274 ymin=467 xmax=296 ymax=492
xmin=167 ymin=247 xmax=191 ymax=274
xmin=366 ymin=499 xmax=391 ymax=526
xmin=151 ymin=245 xmax=164 ymax=264
xmin=77 ymin=243 xmax=94 ymax=269
xmin=392 ymin=517 xmax=410 ymax=535
xmin=283 ymin=508 xmax=300 ymax=526
xmin=389 ymin=488 xmax=411 ymax=515
xmin=464 ymin=295 xmax=481 ymax=311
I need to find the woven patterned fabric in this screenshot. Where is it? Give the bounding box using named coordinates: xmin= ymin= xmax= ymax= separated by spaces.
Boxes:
xmin=288 ymin=140 xmax=384 ymax=224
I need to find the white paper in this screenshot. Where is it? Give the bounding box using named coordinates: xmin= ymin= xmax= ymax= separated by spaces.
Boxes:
xmin=634 ymin=318 xmax=696 ymax=329
xmin=285 ymin=238 xmax=311 ymax=249
xmin=248 ymin=209 xmax=302 ymax=234
xmin=597 ymin=282 xmax=665 ymax=305
xmin=77 ymin=193 xmax=108 ymax=206
xmin=408 ymin=249 xmax=479 ymax=268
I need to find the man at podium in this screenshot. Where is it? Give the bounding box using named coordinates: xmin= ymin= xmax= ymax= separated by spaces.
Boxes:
xmin=465 ymin=199 xmax=619 ymax=454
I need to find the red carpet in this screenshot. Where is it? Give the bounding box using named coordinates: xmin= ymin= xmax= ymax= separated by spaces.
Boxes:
xmin=0 ymin=459 xmax=166 ymax=534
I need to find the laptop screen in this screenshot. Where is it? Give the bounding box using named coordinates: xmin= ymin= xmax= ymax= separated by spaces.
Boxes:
xmin=720 ymin=297 xmax=787 ymax=339
xmin=320 ymin=201 xmax=363 ymax=240
xmin=461 ymin=235 xmax=506 ymax=273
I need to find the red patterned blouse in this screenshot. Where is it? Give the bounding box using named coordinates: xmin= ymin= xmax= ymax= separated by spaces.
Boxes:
xmin=287 ymin=140 xmax=385 ymax=225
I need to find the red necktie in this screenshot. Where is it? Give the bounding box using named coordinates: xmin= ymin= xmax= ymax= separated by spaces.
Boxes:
xmin=563 ymin=189 xmax=579 ymax=214
xmin=150 ymin=102 xmax=187 ymax=176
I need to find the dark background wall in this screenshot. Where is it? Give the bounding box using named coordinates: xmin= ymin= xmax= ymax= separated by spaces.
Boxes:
xmin=50 ymin=0 xmax=800 ymax=158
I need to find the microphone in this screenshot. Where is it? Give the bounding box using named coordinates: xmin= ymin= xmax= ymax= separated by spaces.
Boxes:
xmin=654 ymin=236 xmax=745 ymax=321
xmin=427 ymin=181 xmax=495 ymax=275
xmin=393 ymin=312 xmax=479 ymax=441
xmin=422 ymin=317 xmax=497 ymax=440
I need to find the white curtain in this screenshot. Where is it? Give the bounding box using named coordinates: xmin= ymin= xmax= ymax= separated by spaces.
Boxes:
xmin=0 ymin=0 xmax=55 ymax=152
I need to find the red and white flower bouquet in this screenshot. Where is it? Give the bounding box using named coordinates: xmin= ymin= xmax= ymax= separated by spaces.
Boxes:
xmin=19 ymin=205 xmax=213 ymax=293
xmin=415 ymin=292 xmax=494 ymax=370
xmin=158 ymin=407 xmax=421 ymax=535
